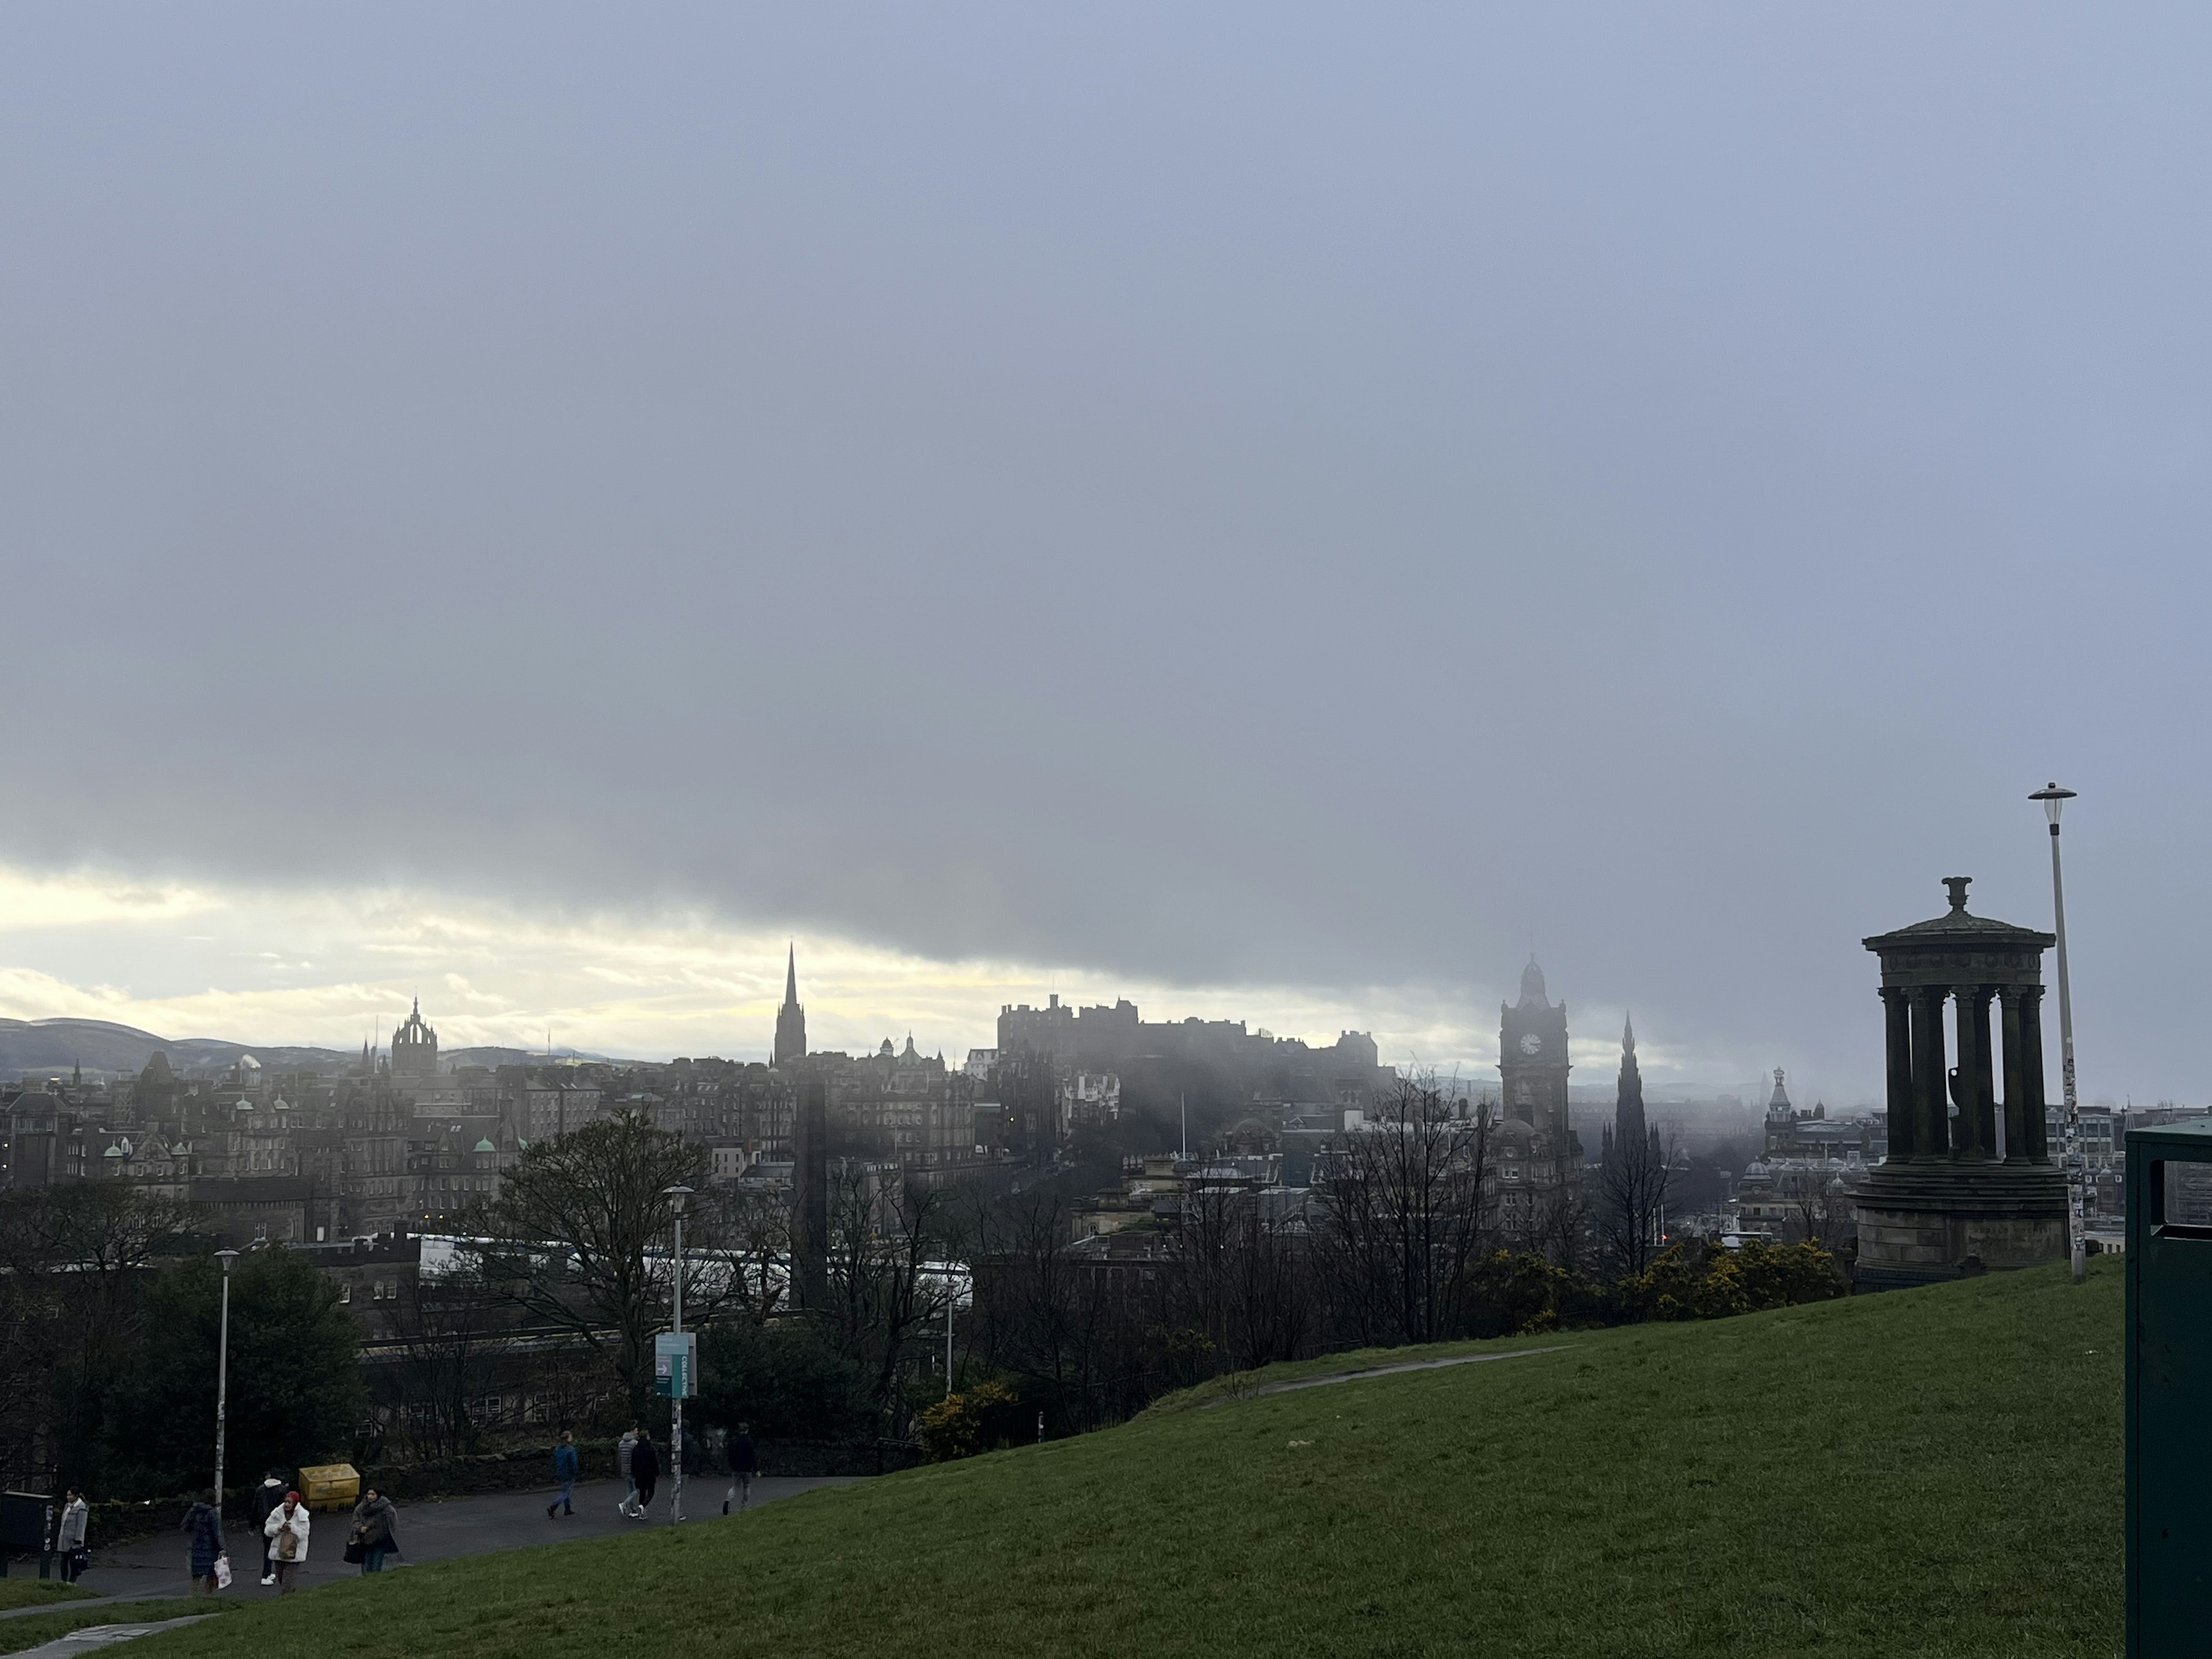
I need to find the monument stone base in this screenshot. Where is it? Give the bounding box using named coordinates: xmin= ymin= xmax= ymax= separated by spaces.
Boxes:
xmin=1853 ymin=1160 xmax=2069 ymax=1291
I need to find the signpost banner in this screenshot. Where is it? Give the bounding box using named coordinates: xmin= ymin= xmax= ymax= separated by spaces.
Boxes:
xmin=653 ymin=1331 xmax=697 ymax=1399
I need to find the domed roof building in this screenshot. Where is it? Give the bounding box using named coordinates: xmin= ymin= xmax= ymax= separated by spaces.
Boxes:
xmin=391 ymin=998 xmax=439 ymax=1080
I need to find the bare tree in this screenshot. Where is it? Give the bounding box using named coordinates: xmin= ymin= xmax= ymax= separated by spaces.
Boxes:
xmin=965 ymin=1185 xmax=1159 ymax=1432
xmin=1594 ymin=1126 xmax=1674 ymax=1277
xmin=818 ymin=1162 xmax=948 ymax=1435
xmin=1785 ymin=1173 xmax=1854 ymax=1251
xmin=1311 ymin=1077 xmax=1494 ymax=1347
xmin=706 ymin=1180 xmax=793 ymax=1326
xmin=377 ymin=1270 xmax=508 ymax=1464
xmin=465 ymin=1111 xmax=719 ymax=1420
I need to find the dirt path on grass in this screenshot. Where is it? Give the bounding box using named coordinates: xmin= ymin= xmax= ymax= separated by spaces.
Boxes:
xmin=1205 ymin=1343 xmax=1570 ymax=1406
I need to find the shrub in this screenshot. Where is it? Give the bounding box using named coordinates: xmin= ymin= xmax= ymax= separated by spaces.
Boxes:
xmin=916 ymin=1381 xmax=1029 ymax=1462
xmin=1618 ymin=1237 xmax=1845 ymax=1323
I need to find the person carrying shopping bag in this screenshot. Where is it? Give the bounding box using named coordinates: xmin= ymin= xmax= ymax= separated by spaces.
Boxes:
xmin=262 ymin=1489 xmax=310 ymax=1593
xmin=180 ymin=1490 xmax=225 ymax=1595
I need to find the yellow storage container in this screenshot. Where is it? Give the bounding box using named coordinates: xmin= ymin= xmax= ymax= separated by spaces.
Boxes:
xmin=298 ymin=1463 xmax=361 ymax=1512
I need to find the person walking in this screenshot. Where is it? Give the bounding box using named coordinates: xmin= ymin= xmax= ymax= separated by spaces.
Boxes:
xmin=615 ymin=1425 xmax=640 ymax=1518
xmin=262 ymin=1490 xmax=310 ymax=1593
xmin=180 ymin=1489 xmax=225 ymax=1596
xmin=250 ymin=1472 xmax=287 ymax=1585
xmin=630 ymin=1430 xmax=660 ymax=1520
xmin=349 ymin=1487 xmax=399 ymax=1575
xmin=547 ymin=1430 xmax=578 ymax=1520
xmin=724 ymin=1423 xmax=757 ymax=1516
xmin=55 ymin=1488 xmax=89 ymax=1582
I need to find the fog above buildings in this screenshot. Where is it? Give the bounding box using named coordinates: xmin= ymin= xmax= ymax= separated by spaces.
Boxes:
xmin=3 ymin=7 xmax=2209 ymax=1101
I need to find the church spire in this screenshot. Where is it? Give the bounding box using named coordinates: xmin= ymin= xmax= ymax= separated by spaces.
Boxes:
xmin=774 ymin=943 xmax=807 ymax=1069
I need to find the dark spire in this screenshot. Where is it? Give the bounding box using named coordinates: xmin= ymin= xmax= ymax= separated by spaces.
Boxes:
xmin=1613 ymin=1010 xmax=1647 ymax=1150
xmin=785 ymin=942 xmax=798 ymax=1009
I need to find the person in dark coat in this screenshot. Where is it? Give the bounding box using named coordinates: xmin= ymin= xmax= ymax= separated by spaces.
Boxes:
xmin=350 ymin=1487 xmax=399 ymax=1575
xmin=724 ymin=1422 xmax=758 ymax=1516
xmin=630 ymin=1433 xmax=661 ymax=1518
xmin=250 ymin=1472 xmax=287 ymax=1586
xmin=180 ymin=1490 xmax=225 ymax=1594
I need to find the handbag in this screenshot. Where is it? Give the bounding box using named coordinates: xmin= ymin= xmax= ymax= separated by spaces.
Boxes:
xmin=213 ymin=1554 xmax=232 ymax=1589
xmin=343 ymin=1528 xmax=366 ymax=1565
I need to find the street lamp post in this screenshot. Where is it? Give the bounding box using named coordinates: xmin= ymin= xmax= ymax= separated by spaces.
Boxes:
xmin=2031 ymin=782 xmax=2084 ymax=1283
xmin=213 ymin=1248 xmax=241 ymax=1528
xmin=663 ymin=1185 xmax=692 ymax=1524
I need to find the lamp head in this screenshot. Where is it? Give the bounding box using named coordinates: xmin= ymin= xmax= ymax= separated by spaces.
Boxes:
xmin=215 ymin=1248 xmax=241 ymax=1268
xmin=2029 ymin=781 xmax=2076 ymax=827
xmin=663 ymin=1184 xmax=693 ymax=1216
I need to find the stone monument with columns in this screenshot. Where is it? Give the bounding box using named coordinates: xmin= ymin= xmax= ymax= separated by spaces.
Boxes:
xmin=1853 ymin=875 xmax=2069 ymax=1289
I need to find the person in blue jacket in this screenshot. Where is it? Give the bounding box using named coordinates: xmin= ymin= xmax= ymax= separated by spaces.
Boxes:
xmin=547 ymin=1430 xmax=579 ymax=1518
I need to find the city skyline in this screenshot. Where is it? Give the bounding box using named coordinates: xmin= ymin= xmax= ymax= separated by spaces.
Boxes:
xmin=0 ymin=865 xmax=1824 ymax=1104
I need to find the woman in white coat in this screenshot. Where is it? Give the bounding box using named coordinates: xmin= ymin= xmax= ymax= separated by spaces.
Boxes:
xmin=55 ymin=1488 xmax=89 ymax=1582
xmin=262 ymin=1490 xmax=310 ymax=1593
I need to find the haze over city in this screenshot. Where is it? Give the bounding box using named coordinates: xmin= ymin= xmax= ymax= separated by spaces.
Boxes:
xmin=6 ymin=5 xmax=2209 ymax=1104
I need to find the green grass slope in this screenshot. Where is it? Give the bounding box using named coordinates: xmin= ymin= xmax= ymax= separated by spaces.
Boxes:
xmin=137 ymin=1259 xmax=2124 ymax=1659
xmin=0 ymin=1582 xmax=96 ymax=1613
xmin=0 ymin=1600 xmax=232 ymax=1657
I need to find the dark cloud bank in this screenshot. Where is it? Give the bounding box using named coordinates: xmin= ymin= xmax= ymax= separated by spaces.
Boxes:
xmin=3 ymin=6 xmax=2209 ymax=1097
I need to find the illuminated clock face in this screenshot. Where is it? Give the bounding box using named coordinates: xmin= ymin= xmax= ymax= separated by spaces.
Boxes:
xmin=1518 ymin=1033 xmax=1543 ymax=1056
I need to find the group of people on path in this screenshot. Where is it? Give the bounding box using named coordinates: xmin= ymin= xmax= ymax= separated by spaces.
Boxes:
xmin=160 ymin=1417 xmax=756 ymax=1594
xmin=175 ymin=1477 xmax=400 ymax=1595
xmin=550 ymin=1422 xmax=757 ymax=1523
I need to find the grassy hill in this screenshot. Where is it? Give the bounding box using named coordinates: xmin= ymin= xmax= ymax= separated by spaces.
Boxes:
xmin=136 ymin=1258 xmax=2123 ymax=1659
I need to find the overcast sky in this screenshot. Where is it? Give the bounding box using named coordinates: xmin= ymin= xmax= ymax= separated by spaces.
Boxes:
xmin=3 ymin=6 xmax=2207 ymax=1105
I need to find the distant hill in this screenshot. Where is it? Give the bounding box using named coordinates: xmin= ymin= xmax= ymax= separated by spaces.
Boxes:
xmin=0 ymin=1017 xmax=353 ymax=1079
xmin=446 ymin=1046 xmax=562 ymax=1070
xmin=0 ymin=1019 xmax=642 ymax=1080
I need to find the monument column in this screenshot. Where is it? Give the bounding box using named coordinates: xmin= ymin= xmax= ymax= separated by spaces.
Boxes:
xmin=1881 ymin=987 xmax=1916 ymax=1162
xmin=1998 ymin=987 xmax=2031 ymax=1165
xmin=1955 ymin=986 xmax=1997 ymax=1161
xmin=1910 ymin=986 xmax=1949 ymax=1163
xmin=2020 ymin=986 xmax=2051 ymax=1162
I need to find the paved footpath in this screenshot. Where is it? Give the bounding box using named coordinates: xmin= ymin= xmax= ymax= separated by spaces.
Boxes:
xmin=16 ymin=1475 xmax=851 ymax=1615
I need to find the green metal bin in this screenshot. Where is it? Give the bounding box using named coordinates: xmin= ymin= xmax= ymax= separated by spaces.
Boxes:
xmin=2126 ymin=1121 xmax=2212 ymax=1656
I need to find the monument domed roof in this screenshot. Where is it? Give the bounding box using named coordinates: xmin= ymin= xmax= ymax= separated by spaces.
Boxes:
xmin=1863 ymin=876 xmax=2054 ymax=953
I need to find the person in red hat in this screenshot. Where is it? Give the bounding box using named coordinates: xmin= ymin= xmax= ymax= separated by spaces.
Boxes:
xmin=262 ymin=1489 xmax=310 ymax=1592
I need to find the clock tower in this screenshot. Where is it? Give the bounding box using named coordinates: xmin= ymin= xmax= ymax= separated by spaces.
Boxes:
xmin=1498 ymin=957 xmax=1571 ymax=1140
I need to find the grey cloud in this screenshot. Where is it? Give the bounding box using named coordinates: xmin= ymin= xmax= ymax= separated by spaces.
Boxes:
xmin=3 ymin=5 xmax=2208 ymax=1096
